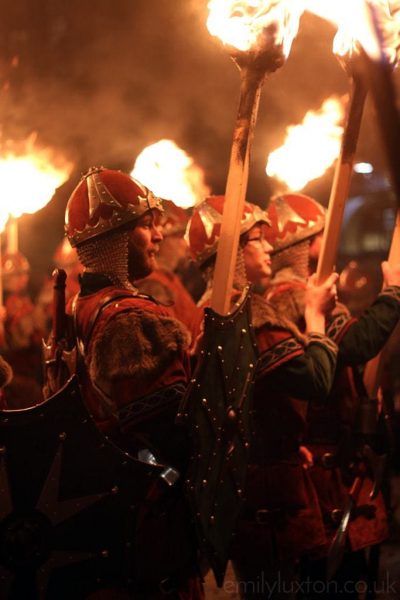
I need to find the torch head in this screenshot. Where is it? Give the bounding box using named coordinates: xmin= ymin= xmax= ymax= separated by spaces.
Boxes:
xmin=207 ymin=0 xmax=303 ymax=76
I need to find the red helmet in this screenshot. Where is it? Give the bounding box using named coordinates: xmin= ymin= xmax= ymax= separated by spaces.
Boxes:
xmin=160 ymin=199 xmax=189 ymax=237
xmin=185 ymin=195 xmax=270 ymax=267
xmin=65 ymin=167 xmax=163 ymax=247
xmin=264 ymin=193 xmax=325 ymax=252
xmin=2 ymin=251 xmax=30 ymax=276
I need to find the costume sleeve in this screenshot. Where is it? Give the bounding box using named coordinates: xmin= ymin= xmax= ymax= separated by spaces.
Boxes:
xmin=256 ymin=328 xmax=338 ymax=403
xmin=337 ymin=286 xmax=400 ymax=366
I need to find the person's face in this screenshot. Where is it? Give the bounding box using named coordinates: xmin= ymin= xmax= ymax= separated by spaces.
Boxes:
xmin=242 ymin=224 xmax=273 ymax=285
xmin=127 ymin=210 xmax=163 ymax=280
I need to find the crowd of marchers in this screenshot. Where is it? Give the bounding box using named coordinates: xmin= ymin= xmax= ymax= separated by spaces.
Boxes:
xmin=0 ymin=168 xmax=399 ymax=600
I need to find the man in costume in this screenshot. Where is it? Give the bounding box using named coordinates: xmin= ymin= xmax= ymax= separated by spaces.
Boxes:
xmin=64 ymin=167 xmax=203 ymax=599
xmin=185 ymin=195 xmax=339 ymax=599
xmin=264 ymin=193 xmax=400 ymax=598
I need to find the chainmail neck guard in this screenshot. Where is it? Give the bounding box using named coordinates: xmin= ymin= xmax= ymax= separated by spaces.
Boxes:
xmin=200 ymin=246 xmax=249 ymax=304
xmin=77 ymin=229 xmax=137 ymax=291
xmin=271 ymin=239 xmax=310 ymax=280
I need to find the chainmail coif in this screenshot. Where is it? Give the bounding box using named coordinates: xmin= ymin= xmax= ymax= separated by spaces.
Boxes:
xmin=199 ymin=245 xmax=250 ymax=306
xmin=271 ymin=239 xmax=310 ymax=281
xmin=77 ymin=229 xmax=136 ymax=291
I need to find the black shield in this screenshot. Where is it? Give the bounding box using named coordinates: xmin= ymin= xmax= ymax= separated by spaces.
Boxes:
xmin=0 ymin=375 xmax=164 ymax=599
xmin=180 ymin=289 xmax=257 ymax=586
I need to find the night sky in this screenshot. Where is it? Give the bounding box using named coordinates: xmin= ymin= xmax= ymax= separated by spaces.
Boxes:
xmin=0 ymin=0 xmax=397 ymax=291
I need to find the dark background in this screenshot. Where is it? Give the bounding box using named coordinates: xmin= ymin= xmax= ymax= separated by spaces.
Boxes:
xmin=0 ymin=0 xmax=397 ymax=292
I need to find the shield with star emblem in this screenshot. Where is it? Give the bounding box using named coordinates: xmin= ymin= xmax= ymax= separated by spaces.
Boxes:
xmin=179 ymin=288 xmax=258 ymax=587
xmin=0 ymin=375 xmax=165 ymax=599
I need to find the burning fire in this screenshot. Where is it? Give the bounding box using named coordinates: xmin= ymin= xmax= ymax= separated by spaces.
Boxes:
xmin=266 ymin=96 xmax=345 ymax=191
xmin=0 ymin=133 xmax=73 ymax=218
xmin=0 ymin=210 xmax=8 ymax=234
xmin=305 ymin=0 xmax=400 ymax=64
xmin=131 ymin=139 xmax=210 ymax=209
xmin=206 ymin=0 xmax=304 ymax=56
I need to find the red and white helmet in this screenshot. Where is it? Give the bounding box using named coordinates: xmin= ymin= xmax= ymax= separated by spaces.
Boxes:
xmin=65 ymin=167 xmax=163 ymax=247
xmin=264 ymin=193 xmax=325 ymax=253
xmin=185 ymin=195 xmax=270 ymax=267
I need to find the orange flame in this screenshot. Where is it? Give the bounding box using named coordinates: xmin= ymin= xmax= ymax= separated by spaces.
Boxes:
xmin=305 ymin=0 xmax=400 ymax=64
xmin=266 ymin=96 xmax=345 ymax=191
xmin=206 ymin=0 xmax=304 ymax=55
xmin=131 ymin=140 xmax=210 ymax=209
xmin=0 ymin=133 xmax=73 ymax=219
xmin=0 ymin=210 xmax=8 ymax=234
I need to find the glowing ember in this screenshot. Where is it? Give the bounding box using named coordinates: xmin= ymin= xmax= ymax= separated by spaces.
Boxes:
xmin=305 ymin=0 xmax=400 ymax=64
xmin=206 ymin=0 xmax=304 ymax=56
xmin=131 ymin=140 xmax=210 ymax=209
xmin=266 ymin=96 xmax=345 ymax=191
xmin=0 ymin=134 xmax=73 ymax=218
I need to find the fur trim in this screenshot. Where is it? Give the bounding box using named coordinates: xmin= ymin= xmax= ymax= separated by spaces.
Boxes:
xmin=0 ymin=356 xmax=13 ymax=388
xmin=267 ymin=281 xmax=306 ymax=328
xmin=250 ymin=293 xmax=306 ymax=343
xmin=90 ymin=308 xmax=190 ymax=382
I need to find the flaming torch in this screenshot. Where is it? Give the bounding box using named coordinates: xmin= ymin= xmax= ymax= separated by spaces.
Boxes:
xmin=207 ymin=0 xmax=304 ymax=314
xmin=0 ymin=134 xmax=73 ymax=254
xmin=0 ymin=210 xmax=9 ymax=308
xmin=130 ymin=139 xmax=210 ymax=208
xmin=266 ymin=96 xmax=345 ymax=192
xmin=306 ymin=0 xmax=400 ymax=405
xmin=304 ymin=0 xmax=400 ymax=284
xmin=181 ymin=1 xmax=304 ymax=587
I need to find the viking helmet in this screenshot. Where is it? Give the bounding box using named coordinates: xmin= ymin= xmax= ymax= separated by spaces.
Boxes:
xmin=264 ymin=193 xmax=325 ymax=253
xmin=185 ymin=195 xmax=270 ymax=267
xmin=65 ymin=167 xmax=163 ymax=247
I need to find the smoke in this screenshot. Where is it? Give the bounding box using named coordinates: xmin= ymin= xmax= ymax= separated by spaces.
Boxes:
xmin=0 ymin=0 xmax=393 ymax=291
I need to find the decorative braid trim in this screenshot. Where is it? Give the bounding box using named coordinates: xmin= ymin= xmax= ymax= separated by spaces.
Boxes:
xmin=326 ymin=313 xmax=352 ymax=343
xmin=306 ymin=332 xmax=338 ymax=356
xmin=380 ymin=285 xmax=400 ymax=303
xmin=118 ymin=382 xmax=186 ymax=428
xmin=257 ymin=337 xmax=303 ymax=374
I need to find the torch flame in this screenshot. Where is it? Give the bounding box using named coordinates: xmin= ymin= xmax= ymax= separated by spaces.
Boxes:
xmin=0 ymin=133 xmax=73 ymax=218
xmin=206 ymin=0 xmax=304 ymax=56
xmin=130 ymin=139 xmax=210 ymax=209
xmin=266 ymin=96 xmax=345 ymax=191
xmin=0 ymin=210 xmax=8 ymax=234
xmin=305 ymin=0 xmax=400 ymax=65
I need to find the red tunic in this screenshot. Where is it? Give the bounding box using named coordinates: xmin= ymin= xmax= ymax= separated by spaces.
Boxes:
xmin=70 ymin=282 xmax=202 ymax=599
